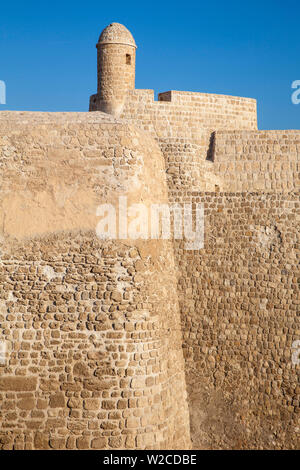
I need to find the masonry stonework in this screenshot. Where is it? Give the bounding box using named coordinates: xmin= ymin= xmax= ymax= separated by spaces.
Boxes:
xmin=93 ymin=23 xmax=137 ymax=116
xmin=0 ymin=23 xmax=299 ymax=449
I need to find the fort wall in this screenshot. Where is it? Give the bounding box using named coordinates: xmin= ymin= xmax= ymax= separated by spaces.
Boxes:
xmin=120 ymin=90 xmax=258 ymax=136
xmin=213 ymin=130 xmax=300 ymax=191
xmin=0 ymin=21 xmax=299 ymax=450
xmin=151 ymin=130 xmax=300 ymax=194
xmin=0 ymin=109 xmax=299 ymax=450
xmin=0 ymin=112 xmax=191 ymax=450
xmin=173 ymin=191 xmax=299 ymax=449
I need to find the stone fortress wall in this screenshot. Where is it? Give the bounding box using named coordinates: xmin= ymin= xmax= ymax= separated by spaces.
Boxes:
xmin=118 ymin=90 xmax=299 ymax=192
xmin=0 ymin=22 xmax=299 ymax=449
xmin=174 ymin=192 xmax=299 ymax=449
xmin=0 ymin=112 xmax=190 ymax=450
xmin=213 ymin=130 xmax=300 ymax=191
xmin=90 ymin=23 xmax=300 ymax=450
xmin=120 ymin=89 xmax=258 ymax=135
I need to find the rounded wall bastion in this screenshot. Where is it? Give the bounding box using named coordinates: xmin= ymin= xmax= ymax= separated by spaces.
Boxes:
xmin=0 ymin=111 xmax=191 ymax=450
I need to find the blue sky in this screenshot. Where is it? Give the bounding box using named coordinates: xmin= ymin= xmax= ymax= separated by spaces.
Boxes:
xmin=0 ymin=0 xmax=299 ymax=129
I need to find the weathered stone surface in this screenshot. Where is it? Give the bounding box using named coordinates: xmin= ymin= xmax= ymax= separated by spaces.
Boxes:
xmin=76 ymin=437 xmax=90 ymax=450
xmin=49 ymin=438 xmax=66 ymax=450
xmin=17 ymin=397 xmax=35 ymax=410
xmin=49 ymin=393 xmax=65 ymax=408
xmin=73 ymin=362 xmax=90 ymax=377
xmin=0 ymin=20 xmax=299 ymax=452
xmin=83 ymin=399 xmax=100 ymax=410
xmin=0 ymin=111 xmax=190 ymax=451
xmin=91 ymin=437 xmax=106 ymax=449
xmin=0 ymin=377 xmax=37 ymax=392
xmin=34 ymin=432 xmax=50 ymax=450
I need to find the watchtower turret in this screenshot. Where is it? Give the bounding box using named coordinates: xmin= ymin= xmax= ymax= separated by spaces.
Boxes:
xmin=90 ymin=23 xmax=137 ymax=116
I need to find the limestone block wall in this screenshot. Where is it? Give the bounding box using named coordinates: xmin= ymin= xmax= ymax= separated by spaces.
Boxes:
xmin=113 ymin=89 xmax=257 ymax=193
xmin=0 ymin=97 xmax=299 ymax=451
xmin=159 ymin=138 xmax=223 ymax=192
xmin=92 ymin=43 xmax=136 ymax=116
xmin=0 ymin=112 xmax=191 ymax=450
xmin=213 ymin=130 xmax=300 ymax=191
xmin=159 ymin=119 xmax=300 ymax=449
xmin=120 ymin=90 xmax=257 ymax=140
xmin=117 ymin=90 xmax=257 ymax=168
xmin=173 ymin=191 xmax=299 ymax=449
xmin=158 ymin=130 xmax=300 ymax=194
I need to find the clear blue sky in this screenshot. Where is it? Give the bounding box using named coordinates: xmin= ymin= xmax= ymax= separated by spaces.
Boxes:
xmin=0 ymin=0 xmax=299 ymax=129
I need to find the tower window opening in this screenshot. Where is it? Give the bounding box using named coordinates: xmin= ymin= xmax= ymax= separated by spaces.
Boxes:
xmin=126 ymin=54 xmax=131 ymax=65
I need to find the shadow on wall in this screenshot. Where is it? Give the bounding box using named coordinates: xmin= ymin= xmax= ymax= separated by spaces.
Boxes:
xmin=206 ymin=132 xmax=216 ymax=162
